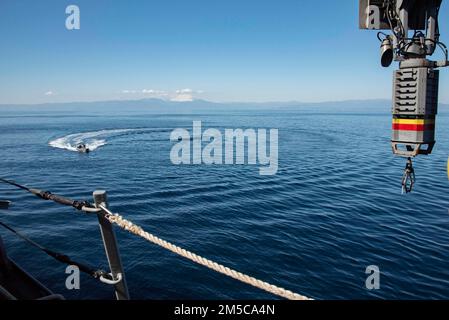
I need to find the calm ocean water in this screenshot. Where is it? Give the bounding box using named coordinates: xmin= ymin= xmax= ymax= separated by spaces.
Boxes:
xmin=1 ymin=104 xmax=449 ymax=299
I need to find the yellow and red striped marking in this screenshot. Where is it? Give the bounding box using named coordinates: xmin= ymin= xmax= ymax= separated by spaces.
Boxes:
xmin=392 ymin=118 xmax=435 ymax=131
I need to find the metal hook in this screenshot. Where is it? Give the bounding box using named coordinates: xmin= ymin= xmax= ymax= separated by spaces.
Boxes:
xmin=99 ymin=272 xmax=122 ymax=285
xmin=401 ymin=157 xmax=415 ymax=194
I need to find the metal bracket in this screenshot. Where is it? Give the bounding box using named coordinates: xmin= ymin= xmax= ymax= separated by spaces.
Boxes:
xmin=93 ymin=191 xmax=130 ymax=300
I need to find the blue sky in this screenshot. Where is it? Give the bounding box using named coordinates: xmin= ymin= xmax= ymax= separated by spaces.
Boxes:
xmin=0 ymin=0 xmax=448 ymax=104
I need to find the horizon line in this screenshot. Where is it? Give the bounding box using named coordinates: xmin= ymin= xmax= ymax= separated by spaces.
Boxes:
xmin=0 ymin=97 xmax=404 ymax=107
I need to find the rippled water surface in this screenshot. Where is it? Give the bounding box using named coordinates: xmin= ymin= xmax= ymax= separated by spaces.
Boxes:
xmin=1 ymin=106 xmax=449 ymax=299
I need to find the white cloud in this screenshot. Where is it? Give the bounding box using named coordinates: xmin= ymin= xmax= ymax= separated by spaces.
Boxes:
xmin=171 ymin=93 xmax=193 ymax=102
xmin=122 ymin=90 xmax=137 ymax=94
xmin=171 ymin=88 xmax=203 ymax=102
xmin=121 ymin=88 xmax=203 ymax=101
xmin=176 ymin=88 xmax=193 ymax=94
xmin=121 ymin=89 xmax=168 ymax=98
xmin=45 ymin=91 xmax=54 ymax=96
xmin=142 ymin=89 xmax=168 ymax=97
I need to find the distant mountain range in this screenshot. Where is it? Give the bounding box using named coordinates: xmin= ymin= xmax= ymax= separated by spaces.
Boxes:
xmin=1 ymin=98 xmax=448 ymax=114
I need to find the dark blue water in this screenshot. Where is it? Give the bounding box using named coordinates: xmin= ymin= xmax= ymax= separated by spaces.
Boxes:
xmin=1 ymin=105 xmax=449 ymax=300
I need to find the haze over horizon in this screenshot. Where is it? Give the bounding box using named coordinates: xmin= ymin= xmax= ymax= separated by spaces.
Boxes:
xmin=0 ymin=97 xmax=404 ymax=107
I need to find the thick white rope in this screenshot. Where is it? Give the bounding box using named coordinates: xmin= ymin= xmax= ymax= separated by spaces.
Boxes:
xmin=99 ymin=205 xmax=312 ymax=300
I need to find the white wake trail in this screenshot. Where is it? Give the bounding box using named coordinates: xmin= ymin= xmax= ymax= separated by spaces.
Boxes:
xmin=48 ymin=129 xmax=139 ymax=152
